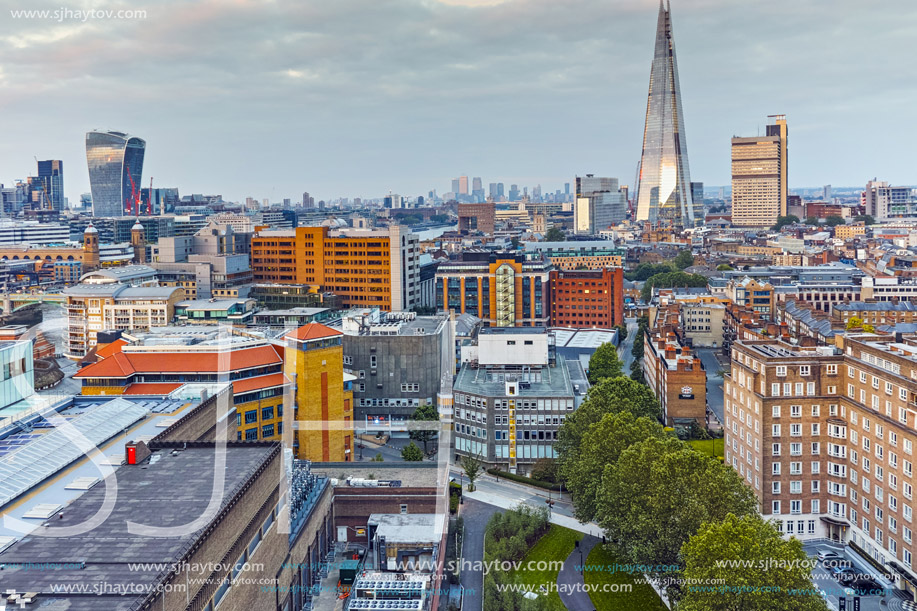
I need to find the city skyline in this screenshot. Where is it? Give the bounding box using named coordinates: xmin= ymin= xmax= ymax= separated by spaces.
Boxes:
xmin=1 ymin=0 xmax=916 ymax=203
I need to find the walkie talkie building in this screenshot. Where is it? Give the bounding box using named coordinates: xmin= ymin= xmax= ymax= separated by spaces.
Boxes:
xmin=85 ymin=130 xmax=146 ymax=218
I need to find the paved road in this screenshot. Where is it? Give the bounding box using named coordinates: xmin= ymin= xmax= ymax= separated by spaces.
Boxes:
xmin=459 ymin=498 xmax=502 ymax=611
xmin=695 ymin=348 xmax=726 ymax=426
xmin=619 ymin=317 xmax=639 ymax=373
xmin=802 ymin=540 xmax=900 ymax=610
xmin=557 ymin=535 xmax=599 ymax=611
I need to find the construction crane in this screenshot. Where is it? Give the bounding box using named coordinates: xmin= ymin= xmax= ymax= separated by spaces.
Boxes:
xmin=125 ymin=163 xmax=140 ymax=216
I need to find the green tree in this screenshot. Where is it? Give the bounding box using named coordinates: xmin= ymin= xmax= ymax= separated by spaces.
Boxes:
xmin=530 ymin=457 xmax=558 ymax=483
xmin=674 ymin=249 xmax=694 ymax=270
xmin=510 ymin=236 xmax=520 ymax=249
xmin=629 ymin=359 xmax=645 ymax=384
xmin=805 ymin=216 xmax=819 ymax=225
xmin=715 ymin=264 xmax=733 ymax=271
xmin=461 ymin=454 xmax=482 ymax=491
xmin=771 ymin=215 xmax=799 ymax=230
xmin=587 ymin=341 xmax=623 ymax=384
xmin=679 ymin=514 xmax=827 ymax=611
xmin=625 ymin=262 xmax=674 ymax=281
xmin=401 ymin=441 xmax=424 ymax=461
xmin=845 ymin=316 xmax=863 ymax=330
xmin=556 ymin=376 xmax=662 ymax=479
xmin=544 ymin=226 xmax=565 ymax=241
xmin=854 ymin=214 xmax=876 ymax=225
xmin=408 ymin=403 xmax=439 ymax=453
xmin=641 ymin=271 xmax=708 ymax=302
xmin=863 ymin=323 xmax=876 ymax=333
xmin=825 ymin=215 xmax=846 ymax=227
xmin=595 ymin=437 xmax=758 ymax=572
xmin=371 ymin=452 xmax=384 ymax=462
xmin=561 ymin=411 xmax=669 ymax=522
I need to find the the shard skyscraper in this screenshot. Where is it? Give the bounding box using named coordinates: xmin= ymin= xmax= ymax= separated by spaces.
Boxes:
xmin=635 ymin=1 xmax=701 ymax=228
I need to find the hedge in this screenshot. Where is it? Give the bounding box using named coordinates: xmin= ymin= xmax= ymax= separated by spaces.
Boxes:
xmin=487 ymin=468 xmax=563 ymax=491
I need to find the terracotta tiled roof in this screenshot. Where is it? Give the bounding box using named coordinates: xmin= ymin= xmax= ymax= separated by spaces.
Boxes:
xmin=284 ymin=323 xmax=342 ymax=342
xmin=122 ymin=383 xmax=184 ymax=395
xmin=232 ymin=373 xmax=287 ymax=395
xmin=75 ymin=344 xmax=284 ymax=379
xmin=96 ymin=338 xmax=127 ymax=358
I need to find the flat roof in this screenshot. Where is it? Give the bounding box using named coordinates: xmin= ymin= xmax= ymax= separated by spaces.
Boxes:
xmin=479 ymin=327 xmax=547 ymax=335
xmin=453 ymin=356 xmax=574 ymax=398
xmin=368 ymin=513 xmax=446 ymax=544
xmin=0 ymin=443 xmax=278 ymax=610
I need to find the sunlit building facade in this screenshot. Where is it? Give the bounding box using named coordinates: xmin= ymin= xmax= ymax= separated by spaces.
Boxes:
xmin=85 ymin=130 xmax=146 ymax=218
xmin=634 ymin=1 xmax=699 ymax=228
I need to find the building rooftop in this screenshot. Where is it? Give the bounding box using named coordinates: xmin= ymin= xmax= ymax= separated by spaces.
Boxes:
xmin=74 ymin=343 xmax=284 ymax=379
xmin=284 ymin=323 xmax=342 ymax=342
xmin=0 ymin=442 xmax=278 ymax=610
xmin=368 ymin=513 xmax=446 ymax=544
xmin=453 ymin=355 xmax=574 ymax=398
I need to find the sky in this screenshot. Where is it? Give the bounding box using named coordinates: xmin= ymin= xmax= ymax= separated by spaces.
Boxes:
xmin=1 ymin=0 xmax=915 ymax=204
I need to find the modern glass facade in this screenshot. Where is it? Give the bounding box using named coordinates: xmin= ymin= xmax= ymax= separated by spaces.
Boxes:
xmin=85 ymin=130 xmax=146 ymax=218
xmin=635 ymin=2 xmax=696 ymax=228
xmin=36 ymin=160 xmax=64 ymax=211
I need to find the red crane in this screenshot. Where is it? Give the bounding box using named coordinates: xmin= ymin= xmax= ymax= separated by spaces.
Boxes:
xmin=125 ymin=164 xmax=140 ymax=216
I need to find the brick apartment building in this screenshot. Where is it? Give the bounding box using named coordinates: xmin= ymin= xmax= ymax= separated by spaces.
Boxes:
xmin=724 ymin=333 xmax=917 ymax=597
xmin=548 ymin=267 xmax=625 ymax=329
xmin=642 ymin=305 xmax=707 ymax=427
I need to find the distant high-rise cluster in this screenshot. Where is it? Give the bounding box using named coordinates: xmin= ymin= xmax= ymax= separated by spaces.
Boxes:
xmin=574 ymin=175 xmax=626 ymax=235
xmin=635 ymin=1 xmax=698 ymax=228
xmin=85 ymin=130 xmax=146 ymax=218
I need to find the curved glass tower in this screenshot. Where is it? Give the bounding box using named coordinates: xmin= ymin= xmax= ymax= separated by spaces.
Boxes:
xmin=85 ymin=130 xmax=146 ymax=218
xmin=635 ymin=1 xmax=700 ymax=228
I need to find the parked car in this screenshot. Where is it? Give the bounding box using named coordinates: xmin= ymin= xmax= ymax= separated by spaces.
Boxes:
xmin=816 ymin=548 xmax=843 ymax=563
xmin=848 ymin=578 xmax=883 ymax=596
xmin=831 ymin=566 xmax=858 ymax=583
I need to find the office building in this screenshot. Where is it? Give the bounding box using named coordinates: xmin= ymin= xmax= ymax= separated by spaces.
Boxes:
xmin=340 ymin=309 xmax=452 ymax=433
xmin=284 ymin=323 xmax=354 ymax=462
xmin=85 ymin=129 xmax=146 ymax=217
xmin=574 ymin=175 xmax=626 ymax=234
xmin=731 ymin=115 xmax=789 ymax=227
xmin=635 ymin=2 xmax=697 ymax=228
xmin=36 ymin=159 xmax=64 ymax=211
xmin=863 ymin=180 xmax=917 ymax=221
xmin=458 ymin=202 xmax=496 ymax=234
xmin=458 ymin=176 xmax=469 ymax=195
xmin=454 ymin=328 xmax=580 ymax=474
xmin=435 ymin=251 xmax=552 ymax=327
xmin=251 ymin=226 xmax=420 ymax=311
xmin=549 ymin=267 xmax=625 ymax=328
xmin=509 ymin=184 xmax=520 ymax=201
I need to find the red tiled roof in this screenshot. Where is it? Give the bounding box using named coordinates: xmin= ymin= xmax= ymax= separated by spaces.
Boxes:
xmin=123 ymin=383 xmax=184 ymax=395
xmin=232 ymin=373 xmax=287 ymax=395
xmin=96 ymin=338 xmax=127 ymax=358
xmin=75 ymin=344 xmax=284 ymax=379
xmin=284 ymin=323 xmax=341 ymax=342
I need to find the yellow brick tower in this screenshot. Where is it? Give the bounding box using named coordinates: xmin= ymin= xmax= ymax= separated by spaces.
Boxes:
xmin=284 ymin=323 xmax=354 ymax=461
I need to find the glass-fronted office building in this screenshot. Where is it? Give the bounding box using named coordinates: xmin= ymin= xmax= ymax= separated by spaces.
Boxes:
xmin=85 ymin=130 xmax=146 ymax=218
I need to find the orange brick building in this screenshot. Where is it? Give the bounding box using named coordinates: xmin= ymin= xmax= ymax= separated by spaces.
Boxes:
xmin=250 ymin=225 xmax=419 ymax=311
xmin=548 ymin=267 xmax=624 ymax=328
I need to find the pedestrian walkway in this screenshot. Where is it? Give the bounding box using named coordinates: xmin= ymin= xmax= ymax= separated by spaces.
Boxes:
xmin=463 ymin=488 xmax=603 ymax=537
xmin=557 ymin=535 xmax=599 ymax=611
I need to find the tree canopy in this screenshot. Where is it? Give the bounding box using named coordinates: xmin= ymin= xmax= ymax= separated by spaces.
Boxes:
xmin=805 ymin=216 xmax=819 ymax=225
xmin=596 ymin=438 xmax=758 ymax=572
xmin=641 ymin=272 xmax=708 ymax=302
xmin=854 ymin=214 xmax=875 ymax=225
xmin=544 ymin=226 xmax=565 ymax=241
xmin=561 ymin=410 xmax=669 ymax=522
xmin=586 ymin=341 xmax=623 ymax=384
xmin=401 ymin=442 xmax=424 ymax=461
xmin=625 ymin=262 xmax=674 ymax=281
xmin=674 ymin=249 xmax=695 ymax=270
xmin=408 ymin=403 xmax=439 ymax=452
xmin=825 ymin=215 xmax=846 ymax=227
xmin=771 ymin=215 xmax=799 ymax=230
xmin=679 ymin=514 xmax=827 ymax=611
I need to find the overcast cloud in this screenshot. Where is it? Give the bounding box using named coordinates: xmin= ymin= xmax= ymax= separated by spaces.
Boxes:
xmin=1 ymin=0 xmax=915 ymax=203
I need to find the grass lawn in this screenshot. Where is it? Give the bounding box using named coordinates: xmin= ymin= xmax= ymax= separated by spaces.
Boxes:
xmin=584 ymin=544 xmax=668 ymax=611
xmin=508 ymin=525 xmax=583 ymax=611
xmin=688 ymin=437 xmax=724 ymax=459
